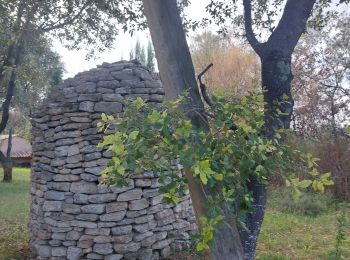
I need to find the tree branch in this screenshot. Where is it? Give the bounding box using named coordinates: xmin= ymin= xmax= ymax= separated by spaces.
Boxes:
xmin=267 ymin=0 xmax=316 ymax=54
xmin=242 ymin=0 xmax=263 ymax=56
xmin=38 ymin=1 xmax=92 ymax=32
xmin=198 ymin=63 xmax=214 ymax=107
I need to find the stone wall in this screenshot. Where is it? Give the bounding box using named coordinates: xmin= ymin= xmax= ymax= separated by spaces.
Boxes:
xmin=29 ymin=60 xmax=196 ymax=260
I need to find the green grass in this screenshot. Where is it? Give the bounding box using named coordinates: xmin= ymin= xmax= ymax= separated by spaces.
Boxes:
xmin=256 ymin=189 xmax=350 ymax=260
xmin=0 ymin=168 xmax=31 ymax=260
xmin=0 ymin=168 xmax=349 ymax=260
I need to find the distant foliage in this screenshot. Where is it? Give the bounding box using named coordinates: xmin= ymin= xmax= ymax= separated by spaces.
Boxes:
xmin=191 ymin=31 xmax=260 ymax=96
xmin=98 ymin=94 xmax=333 ymax=251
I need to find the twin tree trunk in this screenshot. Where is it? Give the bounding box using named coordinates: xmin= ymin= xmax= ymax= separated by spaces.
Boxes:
xmin=143 ymin=0 xmax=311 ymax=259
xmin=142 ymin=0 xmax=244 ymax=259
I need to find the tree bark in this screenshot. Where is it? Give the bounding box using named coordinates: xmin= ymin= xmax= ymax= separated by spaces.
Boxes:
xmin=1 ymin=128 xmax=13 ymax=182
xmin=241 ymin=1 xmax=316 ymax=259
xmin=142 ymin=1 xmax=244 ymax=259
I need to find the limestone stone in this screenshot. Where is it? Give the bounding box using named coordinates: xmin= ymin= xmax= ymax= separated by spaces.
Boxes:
xmin=93 ymin=243 xmax=113 ymax=255
xmin=100 ymin=211 xmax=126 ymax=222
xmin=128 ymin=199 xmax=149 ymax=211
xmin=113 ymin=242 xmax=141 ymax=254
xmin=67 ymin=247 xmax=83 ymax=260
xmin=66 ymin=231 xmax=82 ymax=241
xmin=152 ymin=239 xmax=172 ymax=250
xmin=93 ymin=235 xmax=112 ymax=243
xmin=94 ymin=102 xmax=122 ymax=114
xmin=43 ymin=201 xmax=63 ymax=212
xmin=87 ymin=253 xmax=104 ymax=259
xmin=81 ymin=204 xmax=105 ymax=214
xmin=88 ymin=193 xmax=116 ymax=203
xmin=70 ymin=181 xmax=97 ymax=194
xmin=111 ymin=233 xmax=133 ymax=243
xmin=52 ymin=246 xmax=67 ymax=257
xmin=45 ymin=191 xmax=65 ymax=201
xmin=79 ymin=101 xmax=95 ymax=112
xmin=73 ymin=193 xmax=89 ymax=204
xmin=104 ymin=254 xmax=123 ymax=260
xmin=106 ymin=202 xmax=128 ymax=213
xmin=117 ymin=189 xmax=142 ymax=202
xmin=111 ymin=225 xmax=132 ymax=236
xmin=76 ymin=213 xmax=99 ymax=221
xmin=71 ymin=220 xmax=97 ymax=228
xmin=85 ymin=228 xmax=110 ymax=236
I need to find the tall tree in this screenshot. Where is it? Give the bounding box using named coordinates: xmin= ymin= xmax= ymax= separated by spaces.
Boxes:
xmin=0 ymin=33 xmax=64 ymax=181
xmin=203 ymin=1 xmax=350 ymax=258
xmin=146 ymin=40 xmax=155 ymax=72
xmin=0 ymin=0 xmax=136 ymax=181
xmin=142 ymin=1 xmax=244 ymax=259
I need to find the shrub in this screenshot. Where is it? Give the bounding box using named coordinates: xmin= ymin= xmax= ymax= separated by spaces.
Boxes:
xmin=277 ymin=189 xmax=333 ymax=217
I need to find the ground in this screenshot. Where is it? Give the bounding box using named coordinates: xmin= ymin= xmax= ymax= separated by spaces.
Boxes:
xmin=0 ymin=169 xmax=349 ymax=260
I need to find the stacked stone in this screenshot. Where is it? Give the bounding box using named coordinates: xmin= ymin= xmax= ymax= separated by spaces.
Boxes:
xmin=29 ymin=60 xmax=197 ymax=260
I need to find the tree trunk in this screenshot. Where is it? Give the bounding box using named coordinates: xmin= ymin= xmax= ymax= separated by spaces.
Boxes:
xmin=2 ymin=160 xmax=13 ymax=182
xmin=142 ymin=1 xmax=244 ymax=259
xmin=261 ymin=49 xmax=294 ymax=136
xmin=2 ymin=128 xmax=13 ymax=182
xmin=239 ymin=48 xmax=294 ymax=260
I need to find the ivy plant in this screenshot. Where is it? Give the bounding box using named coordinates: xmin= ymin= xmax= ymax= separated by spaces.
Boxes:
xmin=97 ymin=94 xmax=333 ymax=251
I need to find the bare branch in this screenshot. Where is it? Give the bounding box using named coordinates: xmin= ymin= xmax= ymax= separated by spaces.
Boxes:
xmin=197 ymin=63 xmax=214 ymax=107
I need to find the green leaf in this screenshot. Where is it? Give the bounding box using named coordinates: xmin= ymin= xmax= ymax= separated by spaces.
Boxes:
xmin=298 ymin=179 xmax=312 ymax=189
xmin=196 ymin=241 xmax=209 ymax=251
xmin=101 ymin=113 xmax=107 ymax=121
xmin=214 ymin=173 xmax=223 ymax=181
xmin=115 ymin=144 xmax=125 ymax=155
xmin=129 ymin=130 xmax=139 ymax=140
xmin=116 ymin=165 xmax=125 ymax=175
xmin=200 ymin=172 xmax=208 ymax=185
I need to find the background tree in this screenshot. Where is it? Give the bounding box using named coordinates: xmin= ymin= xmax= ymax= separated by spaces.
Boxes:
xmin=0 ymin=33 xmax=64 ymax=181
xmin=291 ymin=15 xmax=350 ymax=201
xmin=146 ymin=40 xmax=155 ymax=72
xmin=292 ymin=16 xmax=350 ymax=138
xmin=130 ymin=39 xmax=156 ymax=72
xmin=0 ymin=0 xmax=139 ymax=181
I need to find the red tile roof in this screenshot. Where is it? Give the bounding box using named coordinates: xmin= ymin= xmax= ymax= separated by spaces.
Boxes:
xmin=0 ymin=135 xmax=32 ymax=158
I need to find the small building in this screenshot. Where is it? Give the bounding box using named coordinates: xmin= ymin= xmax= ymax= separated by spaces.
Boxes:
xmin=0 ymin=135 xmax=32 ymax=165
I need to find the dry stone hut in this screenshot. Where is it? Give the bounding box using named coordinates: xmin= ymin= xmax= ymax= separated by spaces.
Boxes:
xmin=29 ymin=60 xmax=196 ymax=260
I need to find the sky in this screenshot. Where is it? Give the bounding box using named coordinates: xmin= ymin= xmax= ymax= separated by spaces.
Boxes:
xmin=53 ymin=1 xmax=349 ymax=79
xmin=54 ymin=1 xmax=211 ymax=79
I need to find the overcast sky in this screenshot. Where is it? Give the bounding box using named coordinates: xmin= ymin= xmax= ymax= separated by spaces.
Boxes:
xmin=53 ymin=1 xmax=349 ymax=79
xmin=54 ymin=1 xmax=211 ymax=79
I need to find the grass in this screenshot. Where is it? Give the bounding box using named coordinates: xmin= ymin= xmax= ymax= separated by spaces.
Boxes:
xmin=0 ymin=168 xmax=349 ymax=260
xmin=0 ymin=168 xmax=31 ymax=260
xmin=256 ymin=190 xmax=350 ymax=260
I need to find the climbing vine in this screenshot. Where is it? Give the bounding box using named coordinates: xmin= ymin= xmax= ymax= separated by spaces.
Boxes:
xmin=97 ymin=94 xmax=333 ymax=251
